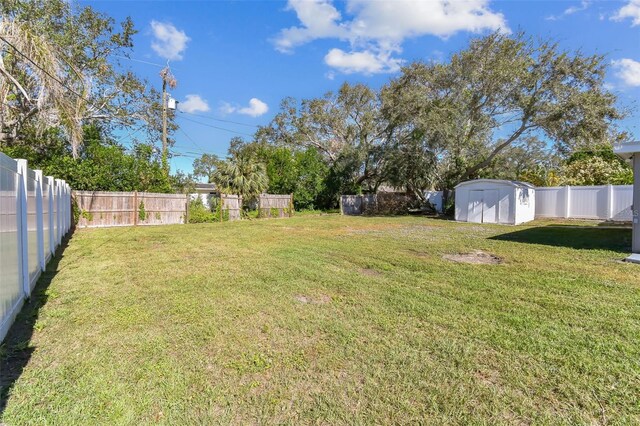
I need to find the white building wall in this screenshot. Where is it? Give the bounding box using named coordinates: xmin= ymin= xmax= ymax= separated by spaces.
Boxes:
xmin=514 ymin=187 xmax=536 ymax=224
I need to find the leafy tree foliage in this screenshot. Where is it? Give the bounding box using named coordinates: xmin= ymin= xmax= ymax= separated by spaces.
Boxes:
xmin=192 ymin=153 xmax=221 ymax=183
xmin=259 ymin=83 xmax=387 ymax=193
xmin=1 ymin=124 xmax=172 ymax=192
xmin=0 ymin=0 xmax=176 ymax=157
xmin=560 ymin=145 xmax=633 ymax=185
xmin=380 ymin=32 xmax=626 ymax=192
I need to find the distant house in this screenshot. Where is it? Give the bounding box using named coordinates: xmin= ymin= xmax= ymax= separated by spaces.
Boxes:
xmin=191 ymin=183 xmax=217 ymax=209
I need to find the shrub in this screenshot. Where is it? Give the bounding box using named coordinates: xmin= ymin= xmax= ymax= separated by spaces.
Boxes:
xmin=188 ymin=198 xmax=217 ymax=223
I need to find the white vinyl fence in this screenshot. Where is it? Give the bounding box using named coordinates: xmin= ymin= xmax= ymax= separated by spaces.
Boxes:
xmin=535 ymin=185 xmax=632 ymax=221
xmin=1 ymin=153 xmax=72 ymax=343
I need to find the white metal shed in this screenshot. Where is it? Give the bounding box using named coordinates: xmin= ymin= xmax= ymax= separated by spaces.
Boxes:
xmin=455 ymin=179 xmax=535 ymax=225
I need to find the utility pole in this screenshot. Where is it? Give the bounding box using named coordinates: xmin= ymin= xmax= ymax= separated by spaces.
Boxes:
xmin=159 ymin=66 xmax=177 ymax=176
xmin=161 ymin=77 xmax=168 ymax=174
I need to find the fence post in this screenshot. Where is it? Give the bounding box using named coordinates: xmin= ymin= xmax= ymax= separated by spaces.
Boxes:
xmin=16 ymin=159 xmax=30 ymax=297
xmin=289 ymin=194 xmax=294 ymax=217
xmin=67 ymin=184 xmax=71 ymax=231
xmin=34 ymin=170 xmax=46 ymax=271
xmin=46 ymin=176 xmax=55 ymax=255
xmin=339 ymin=196 xmax=344 ymax=215
xmin=133 ymin=191 xmax=138 ymax=226
xmin=607 ymin=184 xmax=614 ymax=220
xmin=60 ymin=180 xmax=66 ymax=235
xmin=563 ymin=185 xmax=571 ymax=219
xmin=55 ymin=179 xmax=63 ymax=246
xmin=185 ymin=194 xmax=189 ymax=224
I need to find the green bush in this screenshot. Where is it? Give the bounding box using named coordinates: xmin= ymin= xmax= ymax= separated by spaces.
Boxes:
xmin=188 ymin=198 xmax=217 ymax=223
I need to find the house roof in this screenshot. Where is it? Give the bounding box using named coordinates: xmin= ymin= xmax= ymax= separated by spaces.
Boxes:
xmin=194 ymin=183 xmax=217 ymax=192
xmin=455 ymin=179 xmax=535 ymax=189
xmin=614 ymin=141 xmax=640 ymax=160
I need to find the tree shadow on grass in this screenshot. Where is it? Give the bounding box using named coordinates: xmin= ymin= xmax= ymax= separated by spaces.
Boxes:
xmin=490 ymin=225 xmax=632 ymax=253
xmin=0 ymin=232 xmax=72 ymax=416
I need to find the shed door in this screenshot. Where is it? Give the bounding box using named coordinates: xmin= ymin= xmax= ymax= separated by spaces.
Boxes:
xmin=468 ymin=190 xmax=484 ymax=223
xmin=482 ymin=190 xmax=499 ymax=224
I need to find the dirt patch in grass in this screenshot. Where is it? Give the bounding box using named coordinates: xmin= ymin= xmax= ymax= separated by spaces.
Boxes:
xmin=295 ymin=294 xmax=331 ymax=304
xmin=443 ymin=250 xmax=503 ymax=265
xmin=359 ymin=268 xmax=382 ymax=277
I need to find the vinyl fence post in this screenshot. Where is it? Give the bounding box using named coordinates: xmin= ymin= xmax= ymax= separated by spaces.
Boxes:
xmin=34 ymin=170 xmax=45 ymax=271
xmin=46 ymin=176 xmax=55 ymax=255
xmin=16 ymin=159 xmax=30 ymax=297
xmin=339 ymin=195 xmax=343 ymax=215
xmin=60 ymin=180 xmax=66 ymax=235
xmin=607 ymin=184 xmax=614 ymax=220
xmin=55 ymin=179 xmax=62 ymax=246
xmin=564 ymin=185 xmax=571 ymax=219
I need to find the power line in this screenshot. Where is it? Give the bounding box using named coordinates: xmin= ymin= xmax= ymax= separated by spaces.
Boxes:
xmin=177 ymin=126 xmax=209 ymax=155
xmin=113 ymin=55 xmax=168 ymax=69
xmin=177 ymin=115 xmax=255 ymax=137
xmin=0 ymin=35 xmax=85 ymax=100
xmin=177 ymin=110 xmax=259 ymax=128
xmin=0 ymin=35 xmax=131 ymax=127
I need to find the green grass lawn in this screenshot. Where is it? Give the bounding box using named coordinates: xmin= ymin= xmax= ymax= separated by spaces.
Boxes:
xmin=1 ymin=216 xmax=639 ymax=424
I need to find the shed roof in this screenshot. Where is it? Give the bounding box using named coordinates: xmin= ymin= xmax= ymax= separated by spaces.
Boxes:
xmin=614 ymin=141 xmax=640 ymax=160
xmin=455 ymin=179 xmax=535 ymax=189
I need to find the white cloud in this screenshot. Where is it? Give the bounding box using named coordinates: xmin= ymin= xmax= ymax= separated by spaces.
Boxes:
xmin=273 ymin=0 xmax=509 ymax=75
xmin=179 ymin=95 xmax=210 ymax=113
xmin=546 ymin=0 xmax=590 ymax=21
xmin=150 ymin=21 xmax=190 ymax=61
xmin=274 ymin=0 xmax=348 ymax=53
xmin=612 ymin=0 xmax=640 ymax=26
xmin=220 ymin=98 xmax=269 ymax=117
xmin=612 ymin=58 xmax=640 ymax=86
xmin=324 ymin=48 xmax=402 ymax=74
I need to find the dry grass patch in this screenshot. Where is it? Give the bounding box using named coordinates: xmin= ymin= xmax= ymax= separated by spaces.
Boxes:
xmin=443 ymin=250 xmax=503 ymax=265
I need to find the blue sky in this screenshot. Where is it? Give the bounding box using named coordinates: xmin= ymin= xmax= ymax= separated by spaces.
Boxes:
xmin=84 ymin=0 xmax=640 ymax=178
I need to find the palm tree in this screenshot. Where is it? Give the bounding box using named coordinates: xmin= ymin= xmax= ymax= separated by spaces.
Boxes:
xmin=211 ymin=154 xmax=269 ymax=201
xmin=0 ymin=17 xmax=87 ymax=156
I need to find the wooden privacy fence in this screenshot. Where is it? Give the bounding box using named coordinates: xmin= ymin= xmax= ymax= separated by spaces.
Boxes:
xmin=259 ymin=194 xmax=293 ymax=218
xmin=1 ymin=153 xmax=72 ymax=343
xmin=73 ymin=191 xmax=187 ymax=228
xmin=220 ymin=194 xmax=242 ymax=221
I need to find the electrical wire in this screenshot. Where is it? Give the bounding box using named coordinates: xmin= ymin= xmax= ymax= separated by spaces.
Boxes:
xmin=177 ymin=110 xmax=260 ymax=128
xmin=177 ymin=115 xmax=255 ymax=137
xmin=0 ymin=35 xmax=132 ymax=127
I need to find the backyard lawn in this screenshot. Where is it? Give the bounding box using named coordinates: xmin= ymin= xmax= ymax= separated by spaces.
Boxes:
xmin=1 ymin=215 xmax=639 ymax=424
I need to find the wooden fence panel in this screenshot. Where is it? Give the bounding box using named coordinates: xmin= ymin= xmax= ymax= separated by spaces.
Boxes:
xmin=259 ymin=194 xmax=293 ymax=218
xmin=73 ymin=191 xmax=186 ymax=228
xmin=221 ymin=194 xmax=242 ymax=221
xmin=138 ymin=192 xmax=187 ymax=226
